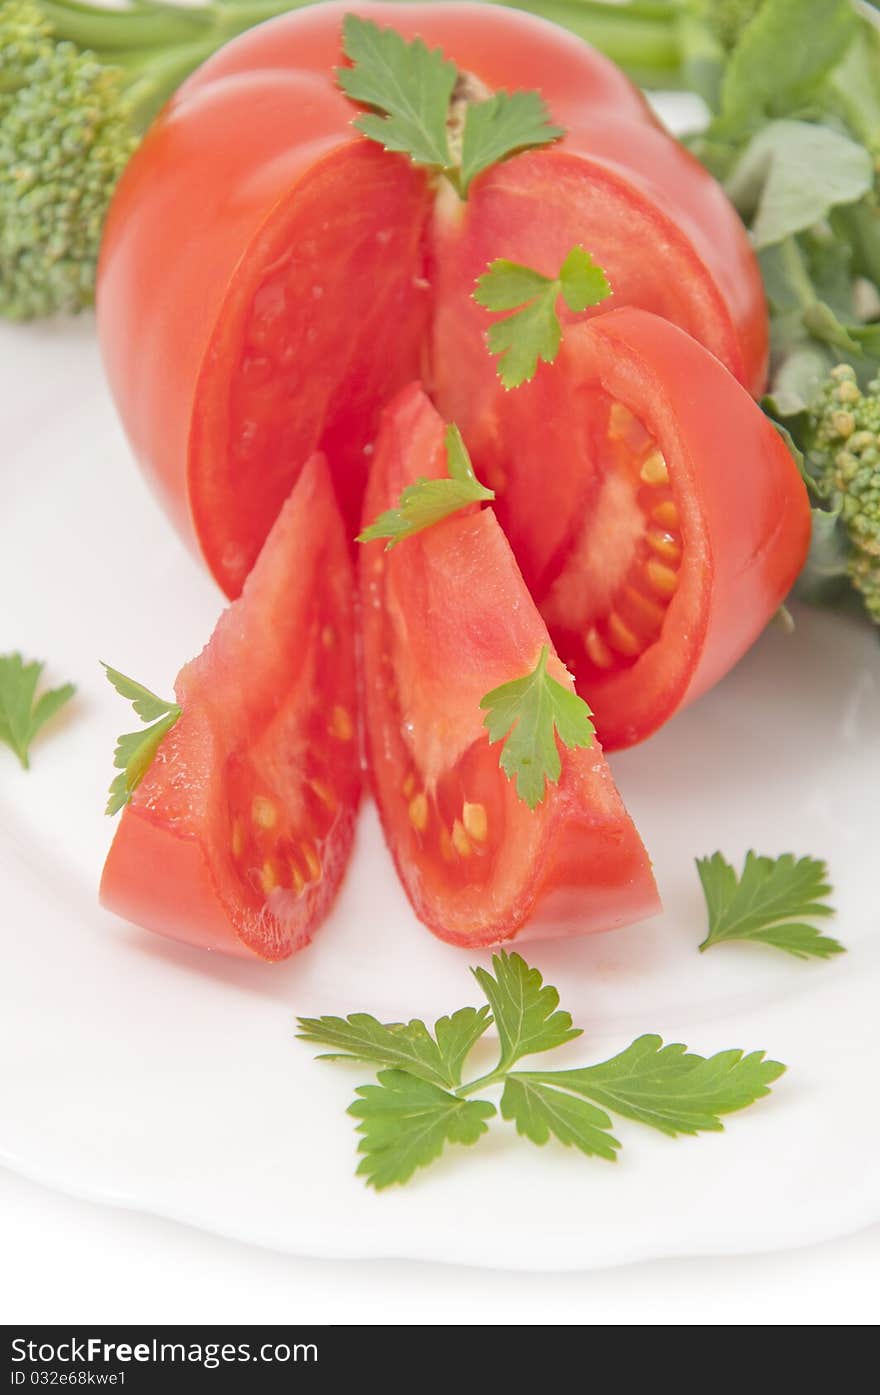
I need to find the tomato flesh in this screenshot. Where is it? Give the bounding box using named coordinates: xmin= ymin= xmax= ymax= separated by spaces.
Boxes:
xmin=471 ymin=309 xmax=812 ymax=749
xmin=98 ymin=3 xmax=766 ymax=605
xmin=191 ymin=143 xmax=431 ymax=596
xmin=360 ymin=384 xmax=660 ymax=945
xmin=100 ymin=456 xmax=360 ymax=960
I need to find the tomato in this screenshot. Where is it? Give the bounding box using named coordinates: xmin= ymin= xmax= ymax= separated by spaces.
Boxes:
xmin=468 ymin=308 xmax=811 ymax=750
xmin=97 ymin=1 xmax=765 ymax=601
xmin=359 ymin=383 xmax=660 ymax=946
xmin=100 ymin=456 xmax=360 ymax=960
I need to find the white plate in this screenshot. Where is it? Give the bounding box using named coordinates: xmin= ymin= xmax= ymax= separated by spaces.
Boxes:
xmin=2 ymin=268 xmax=879 ymax=1272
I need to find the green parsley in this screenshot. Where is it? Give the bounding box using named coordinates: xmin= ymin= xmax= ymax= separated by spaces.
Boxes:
xmin=298 ymin=949 xmax=787 ymax=1190
xmin=349 ymin=1073 xmax=495 ymax=1190
xmin=297 ymin=1006 xmax=492 ymax=1090
xmin=0 ymin=652 xmax=75 ymax=769
xmin=473 ymin=245 xmax=611 ymax=388
xmin=337 ymin=15 xmax=563 ymax=198
xmin=357 ymin=423 xmax=493 ymax=549
xmin=103 ymin=663 xmax=181 ymax=816
xmin=697 ymin=850 xmax=844 ymax=960
xmin=480 ymin=644 xmax=595 ymax=810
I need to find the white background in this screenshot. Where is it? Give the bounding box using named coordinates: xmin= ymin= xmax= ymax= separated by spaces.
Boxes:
xmin=1 ymin=1167 xmax=877 ymax=1324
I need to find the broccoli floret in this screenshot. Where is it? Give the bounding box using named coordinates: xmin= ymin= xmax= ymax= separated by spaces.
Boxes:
xmin=0 ymin=3 xmax=135 ymax=319
xmin=0 ymin=0 xmax=293 ymax=320
xmin=808 ymin=364 xmax=880 ymax=622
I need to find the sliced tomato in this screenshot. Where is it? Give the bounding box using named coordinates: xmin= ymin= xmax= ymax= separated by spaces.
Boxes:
xmin=359 ymin=384 xmax=660 ymax=946
xmin=469 ymin=309 xmax=812 ymax=749
xmin=98 ymin=2 xmax=765 ymax=601
xmin=100 ymin=456 xmax=360 ymax=960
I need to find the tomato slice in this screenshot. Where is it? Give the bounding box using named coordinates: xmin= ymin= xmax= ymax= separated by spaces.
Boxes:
xmin=467 ymin=308 xmax=812 ymax=749
xmin=359 ymin=384 xmax=660 ymax=946
xmin=100 ymin=456 xmax=360 ymax=960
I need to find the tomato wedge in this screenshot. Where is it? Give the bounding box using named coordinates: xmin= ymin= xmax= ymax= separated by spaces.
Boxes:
xmin=359 ymin=384 xmax=660 ymax=946
xmin=97 ymin=2 xmax=764 ymax=600
xmin=100 ymin=456 xmax=360 ymax=960
xmin=468 ymin=309 xmax=811 ymax=749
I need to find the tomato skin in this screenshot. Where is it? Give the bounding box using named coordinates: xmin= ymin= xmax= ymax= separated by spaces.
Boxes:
xmin=481 ymin=308 xmax=812 ymax=749
xmin=360 ymin=383 xmax=660 ymax=946
xmin=100 ymin=455 xmax=360 ymax=960
xmin=97 ymin=1 xmax=765 ymax=597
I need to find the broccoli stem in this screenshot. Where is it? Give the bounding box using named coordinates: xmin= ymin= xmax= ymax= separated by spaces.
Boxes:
xmin=35 ymin=0 xmax=216 ymax=51
xmin=36 ymin=0 xmax=314 ymax=56
xmin=35 ymin=0 xmax=319 ymax=131
xmin=483 ymin=0 xmax=685 ymax=88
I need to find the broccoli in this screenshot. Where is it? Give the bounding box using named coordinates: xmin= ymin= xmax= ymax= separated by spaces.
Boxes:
xmin=806 ymin=365 xmax=880 ymax=622
xmin=0 ymin=0 xmax=295 ymax=319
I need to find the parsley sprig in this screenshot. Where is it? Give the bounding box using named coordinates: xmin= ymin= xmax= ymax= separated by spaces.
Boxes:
xmin=481 ymin=645 xmax=595 ymax=810
xmin=0 ymin=652 xmax=75 ymax=769
xmin=357 ymin=422 xmax=493 ymax=548
xmin=474 ymin=246 xmax=612 ymax=388
xmin=697 ymin=851 xmax=844 ymax=960
xmin=337 ymin=15 xmax=564 ymax=198
xmin=103 ymin=664 xmax=181 ymax=816
xmin=298 ymin=950 xmax=786 ymax=1190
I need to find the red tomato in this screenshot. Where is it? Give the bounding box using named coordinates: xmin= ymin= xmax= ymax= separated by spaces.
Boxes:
xmin=470 ymin=309 xmax=811 ymax=749
xmin=100 ymin=456 xmax=360 ymax=960
xmin=97 ymin=1 xmax=765 ymax=601
xmin=359 ymin=383 xmax=660 ymax=946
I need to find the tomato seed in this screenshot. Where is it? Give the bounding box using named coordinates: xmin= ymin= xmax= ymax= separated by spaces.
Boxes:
xmin=462 ymin=801 xmax=488 ymax=842
xmin=639 ymin=450 xmax=669 ymax=486
xmin=252 ymin=795 xmax=278 ymax=830
xmin=645 ymin=559 xmax=679 ymax=596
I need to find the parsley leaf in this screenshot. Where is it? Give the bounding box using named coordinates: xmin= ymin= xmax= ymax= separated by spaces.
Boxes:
xmin=472 ymin=949 xmax=581 ymax=1072
xmin=697 ymin=851 xmax=844 ymax=960
xmin=349 ymin=1070 xmax=495 ymax=1190
xmin=357 ymin=423 xmax=494 ymax=549
xmin=303 ymin=950 xmax=788 ymax=1189
xmin=458 ymin=90 xmax=564 ymax=196
xmin=0 ymin=652 xmax=75 ymax=769
xmin=337 ymin=15 xmax=456 ymax=173
xmin=520 ymin=1036 xmax=786 ymax=1137
xmin=480 ymin=644 xmax=595 ymax=809
xmin=474 ymin=246 xmax=611 ymax=388
xmin=103 ymin=663 xmax=181 ymax=817
xmin=337 ymin=15 xmax=563 ymax=198
xmin=296 ymin=1006 xmax=491 ymax=1090
xmin=500 ymin=1076 xmax=620 ymax=1161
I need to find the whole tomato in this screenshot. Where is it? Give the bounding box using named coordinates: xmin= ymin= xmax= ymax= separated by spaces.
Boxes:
xmin=98 ymin=1 xmax=767 ymax=602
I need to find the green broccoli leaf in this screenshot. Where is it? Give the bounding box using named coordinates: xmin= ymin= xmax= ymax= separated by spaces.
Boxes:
xmin=715 ymin=0 xmax=858 ymax=136
xmin=697 ymin=851 xmax=844 ymax=960
xmin=480 ymin=644 xmax=595 ymax=809
xmin=349 ymin=1070 xmax=495 ymax=1190
xmin=725 ymin=121 xmax=873 ymax=249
